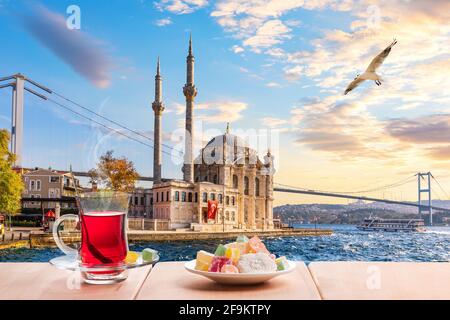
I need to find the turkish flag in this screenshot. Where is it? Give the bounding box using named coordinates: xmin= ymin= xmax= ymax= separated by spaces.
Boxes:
xmin=207 ymin=200 xmax=218 ymax=220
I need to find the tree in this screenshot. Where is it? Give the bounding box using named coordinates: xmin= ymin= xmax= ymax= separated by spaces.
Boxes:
xmin=0 ymin=130 xmax=24 ymax=217
xmin=89 ymin=150 xmax=138 ymax=192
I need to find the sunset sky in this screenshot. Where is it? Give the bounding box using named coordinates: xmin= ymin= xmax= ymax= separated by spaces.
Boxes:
xmin=0 ymin=0 xmax=449 ymax=206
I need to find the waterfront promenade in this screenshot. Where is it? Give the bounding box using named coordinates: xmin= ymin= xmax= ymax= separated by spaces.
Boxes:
xmin=26 ymin=228 xmax=332 ymax=248
xmin=0 ymin=261 xmax=448 ymax=300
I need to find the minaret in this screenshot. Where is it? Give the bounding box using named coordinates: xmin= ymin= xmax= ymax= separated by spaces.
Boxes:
xmin=152 ymin=57 xmax=164 ymax=183
xmin=183 ymin=34 xmax=198 ymax=182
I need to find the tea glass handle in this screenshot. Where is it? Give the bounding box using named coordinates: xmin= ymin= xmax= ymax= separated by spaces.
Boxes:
xmin=52 ymin=214 xmax=79 ymax=257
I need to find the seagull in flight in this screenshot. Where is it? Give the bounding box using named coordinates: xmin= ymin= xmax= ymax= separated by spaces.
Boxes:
xmin=344 ymin=39 xmax=397 ymax=95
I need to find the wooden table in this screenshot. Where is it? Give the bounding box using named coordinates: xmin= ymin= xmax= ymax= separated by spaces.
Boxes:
xmin=0 ymin=263 xmax=152 ymax=300
xmin=1 ymin=262 xmax=449 ymax=299
xmin=308 ymin=262 xmax=450 ymax=300
xmin=135 ymin=261 xmax=321 ymax=300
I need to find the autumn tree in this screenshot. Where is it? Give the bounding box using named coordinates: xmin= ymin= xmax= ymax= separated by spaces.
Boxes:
xmin=0 ymin=130 xmax=24 ymax=217
xmin=89 ymin=150 xmax=138 ymax=192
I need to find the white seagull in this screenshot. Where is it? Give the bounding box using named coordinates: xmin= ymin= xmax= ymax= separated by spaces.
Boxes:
xmin=344 ymin=39 xmax=397 ymax=95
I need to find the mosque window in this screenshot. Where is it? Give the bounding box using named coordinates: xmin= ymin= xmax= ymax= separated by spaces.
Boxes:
xmin=226 ymin=196 xmax=230 ymax=205
xmin=182 ymin=191 xmax=187 ymax=202
xmin=218 ymin=193 xmax=223 ymax=204
xmin=244 ymin=176 xmax=249 ymax=195
xmin=210 ymin=193 xmax=216 ymax=201
xmin=226 ymin=211 xmax=230 ymax=221
xmin=175 ymin=191 xmax=180 ymax=201
xmin=233 ymin=175 xmax=238 ymax=189
xmin=166 ymin=191 xmax=170 ymax=202
xmin=202 ymin=192 xmax=207 ymax=203
xmin=255 ymin=178 xmax=260 ymax=196
xmin=213 ymin=175 xmax=218 ymax=184
xmin=194 ymin=192 xmax=198 ymax=202
xmin=188 ymin=192 xmax=193 ymax=202
xmin=231 ymin=196 xmax=235 ymax=206
xmin=231 ymin=212 xmax=235 ymax=221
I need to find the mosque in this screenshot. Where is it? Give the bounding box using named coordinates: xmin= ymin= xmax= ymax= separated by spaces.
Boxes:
xmin=132 ymin=36 xmax=276 ymax=231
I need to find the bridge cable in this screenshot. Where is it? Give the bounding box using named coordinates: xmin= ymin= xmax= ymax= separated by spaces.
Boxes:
xmin=51 ymin=90 xmax=183 ymax=156
xmin=431 ymin=174 xmax=450 ymax=200
xmin=45 ymin=96 xmax=182 ymax=159
xmin=274 ymin=174 xmax=416 ymax=196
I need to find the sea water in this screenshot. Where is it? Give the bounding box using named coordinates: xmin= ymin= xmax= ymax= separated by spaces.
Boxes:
xmin=1 ymin=224 xmax=449 ymax=263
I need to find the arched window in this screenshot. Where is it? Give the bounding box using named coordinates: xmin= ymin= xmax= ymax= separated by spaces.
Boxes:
xmin=188 ymin=192 xmax=193 ymax=202
xmin=202 ymin=192 xmax=207 ymax=203
xmin=174 ymin=191 xmax=180 ymax=201
xmin=210 ymin=193 xmax=216 ymax=201
xmin=231 ymin=196 xmax=235 ymax=206
xmin=244 ymin=176 xmax=249 ymax=195
xmin=194 ymin=192 xmax=198 ymax=202
xmin=255 ymin=177 xmax=260 ymax=196
xmin=156 ymin=193 xmax=159 ymax=203
xmin=218 ymin=194 xmax=223 ymax=204
xmin=166 ymin=191 xmax=170 ymax=202
xmin=213 ymin=175 xmax=218 ymax=184
xmin=226 ymin=196 xmax=230 ymax=205
xmin=181 ymin=191 xmax=187 ymax=202
xmin=231 ymin=212 xmax=235 ymax=221
xmin=226 ymin=211 xmax=230 ymax=221
xmin=233 ymin=175 xmax=238 ymax=189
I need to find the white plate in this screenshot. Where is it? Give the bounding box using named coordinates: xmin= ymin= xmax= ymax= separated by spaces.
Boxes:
xmin=49 ymin=253 xmax=160 ymax=272
xmin=184 ymin=259 xmax=296 ymax=285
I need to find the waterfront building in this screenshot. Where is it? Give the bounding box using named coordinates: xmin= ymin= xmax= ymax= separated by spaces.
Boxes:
xmin=19 ymin=168 xmax=81 ymax=210
xmin=147 ymin=36 xmax=275 ymax=231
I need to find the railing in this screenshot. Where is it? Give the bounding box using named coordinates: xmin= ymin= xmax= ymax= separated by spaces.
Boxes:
xmin=127 ymin=218 xmax=171 ymax=231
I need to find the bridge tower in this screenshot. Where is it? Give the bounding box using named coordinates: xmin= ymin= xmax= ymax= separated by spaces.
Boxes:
xmin=0 ymin=74 xmax=50 ymax=167
xmin=417 ymin=172 xmax=432 ymax=226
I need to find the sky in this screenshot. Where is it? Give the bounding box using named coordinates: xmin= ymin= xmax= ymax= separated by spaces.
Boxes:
xmin=0 ymin=0 xmax=449 ymax=206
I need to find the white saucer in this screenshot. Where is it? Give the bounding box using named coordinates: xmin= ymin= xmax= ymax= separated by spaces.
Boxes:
xmin=184 ymin=259 xmax=296 ymax=285
xmin=50 ymin=253 xmax=160 ymax=272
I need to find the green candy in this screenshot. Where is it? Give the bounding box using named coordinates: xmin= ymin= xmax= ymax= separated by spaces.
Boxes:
xmin=214 ymin=244 xmax=227 ymax=256
xmin=142 ymin=248 xmax=158 ymax=262
xmin=236 ymin=235 xmax=249 ymax=243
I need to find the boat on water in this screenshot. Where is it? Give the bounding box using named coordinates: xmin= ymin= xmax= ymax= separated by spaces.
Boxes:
xmin=357 ymin=217 xmax=426 ymax=232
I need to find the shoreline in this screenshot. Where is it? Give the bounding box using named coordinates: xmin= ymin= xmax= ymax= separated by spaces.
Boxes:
xmin=3 ymin=228 xmax=332 ymax=248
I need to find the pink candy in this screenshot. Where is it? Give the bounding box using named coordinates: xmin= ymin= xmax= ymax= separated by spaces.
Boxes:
xmin=208 ymin=256 xmax=231 ymax=272
xmin=221 ymin=264 xmax=239 ymax=273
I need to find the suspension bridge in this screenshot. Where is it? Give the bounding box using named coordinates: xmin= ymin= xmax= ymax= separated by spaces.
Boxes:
xmin=2 ymin=74 xmax=450 ymax=225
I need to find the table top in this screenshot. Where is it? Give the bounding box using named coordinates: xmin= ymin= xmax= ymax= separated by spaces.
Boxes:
xmin=308 ymin=261 xmax=450 ymax=300
xmin=135 ymin=261 xmax=321 ymax=300
xmin=0 ymin=263 xmax=152 ymax=300
xmin=1 ymin=261 xmax=449 ymax=300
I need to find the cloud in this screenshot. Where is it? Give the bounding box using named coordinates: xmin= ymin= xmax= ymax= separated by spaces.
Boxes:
xmin=427 ymin=146 xmax=450 ymax=161
xmin=154 ymin=17 xmax=173 ymax=26
xmin=265 ymin=82 xmax=281 ymax=88
xmin=155 ymin=0 xmax=208 ymax=14
xmin=19 ymin=4 xmax=112 ymax=88
xmin=211 ymin=0 xmax=350 ymax=51
xmin=242 ymin=19 xmax=291 ymax=52
xmin=231 ymin=45 xmax=244 ymax=53
xmin=284 ymin=65 xmax=303 ymax=81
xmin=386 ymin=115 xmax=450 ymax=144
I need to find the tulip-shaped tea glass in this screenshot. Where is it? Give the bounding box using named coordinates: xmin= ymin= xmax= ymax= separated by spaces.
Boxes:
xmin=53 ymin=191 xmax=130 ymax=284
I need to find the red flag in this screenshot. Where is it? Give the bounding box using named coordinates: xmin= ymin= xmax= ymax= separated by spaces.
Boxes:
xmin=207 ymin=200 xmax=218 ymax=220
